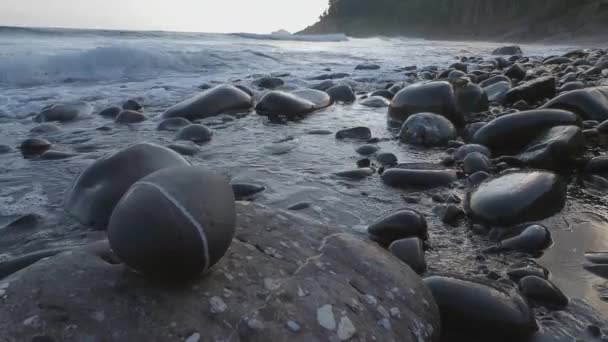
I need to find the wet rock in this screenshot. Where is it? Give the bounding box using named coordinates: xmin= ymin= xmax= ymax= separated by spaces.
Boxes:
xmin=376 ymin=152 xmax=398 ymax=166
xmin=370 ymin=90 xmax=394 ymax=100
xmin=231 ymin=183 xmax=265 ymax=200
xmin=234 ymin=84 xmax=254 ymax=96
xmin=463 ymin=152 xmax=491 ymax=174
xmin=519 ymin=276 xmax=568 ymax=308
xmin=505 ymin=76 xmax=556 ymax=104
xmin=64 ymin=143 xmax=189 ymax=228
xmin=469 ymin=171 xmax=490 ymax=185
xmin=486 ymin=225 xmax=552 ymax=254
xmin=368 ymin=209 xmax=428 ymax=245
xmin=356 ymin=158 xmax=371 ymax=168
xmin=389 ymin=81 xmax=462 ymax=126
xmin=108 ymin=166 xmax=235 ymax=279
xmin=287 ymin=202 xmax=310 ymax=211
xmin=0 ymin=202 xmax=440 ymax=341
xmin=399 ymin=113 xmax=456 ymax=147
xmin=30 ymin=123 xmax=61 ymax=134
xmin=382 ymin=168 xmax=457 ymax=189
xmin=115 ymin=110 xmax=147 ymax=124
xmin=455 ymin=83 xmax=489 ymax=114
xmin=454 ymin=144 xmax=491 ymax=161
xmin=542 ymin=86 xmax=608 ymax=121
xmin=504 ymin=64 xmax=527 ymax=81
xmin=585 ymin=252 xmax=608 ymax=264
xmin=39 ymin=150 xmax=76 ymax=160
xmin=484 ymin=81 xmax=511 ymax=104
xmin=98 ymin=106 xmax=122 ymax=118
xmin=493 ymin=46 xmax=523 ymax=55
xmin=167 ymin=142 xmax=200 ymax=156
xmin=122 ymin=99 xmax=143 ymax=112
xmin=34 ymin=102 xmax=93 ymax=123
xmin=311 ymin=80 xmax=336 ymax=91
xmin=507 ymin=266 xmax=549 ymax=282
xmin=480 ymin=75 xmax=512 ymax=88
xmin=473 ymin=109 xmax=578 ymax=152
xmin=356 ymin=144 xmax=379 ymax=156
xmin=157 ymin=117 xmax=191 ymax=131
xmin=462 ymin=122 xmax=487 ymax=142
xmin=253 ymin=77 xmax=284 ymax=89
xmin=585 ymin=156 xmax=608 ymax=175
xmin=513 ymin=100 xmax=531 ymax=111
xmin=175 ymin=124 xmax=213 ymax=144
xmin=389 ymin=238 xmax=427 ymax=274
xmin=466 ymin=171 xmax=566 ymax=226
xmin=355 ymin=63 xmax=380 ymax=70
xmin=334 ymin=168 xmax=375 ymax=180
xmin=326 ymin=84 xmax=356 ymax=103
xmin=0 ymin=145 xmax=10 ymax=154
xmin=336 ymin=127 xmax=371 ymax=140
xmin=311 ymin=72 xmax=350 ymax=80
xmin=424 ymin=276 xmax=536 ymax=338
xmin=559 ymin=81 xmax=584 ymax=93
xmin=20 ymin=138 xmax=51 ymax=157
xmin=162 ymin=84 xmax=253 ymax=120
xmin=361 ymin=96 xmax=390 ymax=108
xmin=516 ymin=125 xmax=585 ymax=170
xmin=256 ymin=91 xmax=316 ymax=118
xmin=440 ymin=205 xmax=464 ymax=226
xmin=544 ymin=56 xmax=571 ymax=65
xmin=291 ymin=89 xmax=333 ymax=110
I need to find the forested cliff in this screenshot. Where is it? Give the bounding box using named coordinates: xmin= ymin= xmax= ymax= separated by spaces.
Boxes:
xmin=300 ymin=0 xmax=608 ymax=40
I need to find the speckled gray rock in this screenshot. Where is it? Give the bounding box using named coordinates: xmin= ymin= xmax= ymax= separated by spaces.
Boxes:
xmin=0 ymin=202 xmax=440 ymax=342
xmin=399 ymin=113 xmax=456 ymax=147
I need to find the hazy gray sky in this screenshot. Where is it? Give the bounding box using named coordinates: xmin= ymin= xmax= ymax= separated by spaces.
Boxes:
xmin=0 ymin=0 xmax=328 ymax=33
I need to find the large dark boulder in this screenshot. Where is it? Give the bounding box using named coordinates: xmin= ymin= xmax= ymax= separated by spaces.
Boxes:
xmin=0 ymin=203 xmax=440 ymax=342
xmin=162 ymin=85 xmax=253 ymax=120
xmin=473 ymin=109 xmax=579 ymax=152
xmin=505 ymin=76 xmax=556 ymax=104
xmin=484 ymin=81 xmax=511 ymax=104
xmin=542 ymin=87 xmax=608 ymax=121
xmin=389 ymin=82 xmax=462 ymax=126
xmin=516 ymin=125 xmax=585 ymax=170
xmin=466 ymin=171 xmax=566 ymax=226
xmin=255 ymin=91 xmax=316 ymax=118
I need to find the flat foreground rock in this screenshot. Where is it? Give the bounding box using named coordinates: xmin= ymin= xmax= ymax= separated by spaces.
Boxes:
xmin=0 ymin=202 xmax=439 ymax=342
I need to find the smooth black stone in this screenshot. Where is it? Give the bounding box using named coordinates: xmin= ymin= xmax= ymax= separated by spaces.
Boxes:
xmin=255 ymin=91 xmax=316 ymax=118
xmin=389 ymin=238 xmax=427 ymax=274
xmin=291 ymin=89 xmax=333 ymax=110
xmin=325 ymin=84 xmax=356 ymax=103
xmin=585 ymin=156 xmax=608 ymax=175
xmin=253 ymin=77 xmax=284 ymax=89
xmin=311 ymin=80 xmax=335 ymax=91
xmin=516 ymin=125 xmax=585 ymax=170
xmin=505 ymin=76 xmax=556 ymax=104
xmin=585 ymin=252 xmax=608 ymax=264
xmin=519 ymin=276 xmax=569 ymax=308
xmin=542 ymin=86 xmax=608 ymax=121
xmin=399 ymin=113 xmax=456 ymax=147
xmin=167 ymin=143 xmax=200 ymax=156
xmin=370 ymin=89 xmax=394 ymax=100
xmin=39 ymin=150 xmax=76 ymax=160
xmin=507 ymin=266 xmax=549 ymax=281
xmin=162 ymin=84 xmax=253 ymax=120
xmin=558 ymin=81 xmax=585 ymax=93
xmin=123 ymin=99 xmax=143 ymax=111
xmin=584 ymin=264 xmax=608 ymax=279
xmin=335 ymin=126 xmax=372 ymax=140
xmin=489 ymin=225 xmax=552 ymax=254
xmin=480 ymin=75 xmax=512 ymax=88
xmin=504 ymin=64 xmax=527 ymax=81
xmin=35 ymin=102 xmax=93 ymax=123
xmin=492 ymin=46 xmax=523 ymax=56
xmin=440 ymin=205 xmax=464 ymax=226
xmin=454 ymin=144 xmax=491 ymax=161
xmin=356 ymin=144 xmax=380 ymax=155
xmin=355 ymin=63 xmax=380 ymax=70
xmin=30 ymin=123 xmax=61 ymax=134
xmin=234 ymin=84 xmax=254 ymax=96
xmin=462 ymin=122 xmax=487 ymax=143
xmin=382 ymin=168 xmax=457 ymax=189
xmin=356 ymin=158 xmax=371 ymax=168
xmin=467 ymin=171 xmax=566 ymax=226
xmin=469 ymin=171 xmax=490 ymax=185
xmin=368 ymin=209 xmax=428 ymax=245
xmin=157 ymin=117 xmax=191 ymax=131
xmin=463 ymin=152 xmax=491 ymax=175
xmin=20 ymin=138 xmax=51 ymax=157
xmin=287 ymin=202 xmax=311 ymax=211
xmin=389 ymin=82 xmax=462 ymax=126
xmin=376 ymin=152 xmax=398 ymax=166
xmin=544 ymin=56 xmax=571 ymax=65
xmin=473 ymin=109 xmax=579 ymax=152
xmin=175 ymin=124 xmax=213 ymax=143
xmin=424 ymin=276 xmax=536 ymax=337
xmin=310 ymin=72 xmax=349 ymax=80
xmin=361 ymin=96 xmax=390 ymax=108
xmin=108 ymin=166 xmax=235 ymax=279
xmin=64 ymin=143 xmax=189 ymax=228
xmin=231 ymin=183 xmax=265 ymax=200
xmin=115 ymin=110 xmax=147 ymax=124
xmin=306 ymin=129 xmax=333 ymax=135
xmin=455 ymin=83 xmax=489 ymax=114
xmin=484 ymin=81 xmax=511 ymax=104
xmin=334 ymin=168 xmax=374 ymax=180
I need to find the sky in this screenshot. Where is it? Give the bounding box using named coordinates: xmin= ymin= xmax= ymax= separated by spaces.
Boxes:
xmin=0 ymin=0 xmax=328 ymax=33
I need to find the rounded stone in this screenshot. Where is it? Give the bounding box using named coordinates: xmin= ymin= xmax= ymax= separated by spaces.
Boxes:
xmin=326 ymin=84 xmax=356 ymax=103
xmin=542 ymin=86 xmax=608 ymax=121
xmin=30 ymin=123 xmax=61 ymax=134
xmin=157 ymin=117 xmax=191 ymax=131
xmin=108 ymin=166 xmax=236 ymax=279
xmin=253 ymin=77 xmax=284 ymax=89
xmin=519 ymin=276 xmax=568 ymax=308
xmin=291 ymin=89 xmax=333 ymax=110
xmin=40 ymin=150 xmax=76 ymax=160
xmin=463 ymin=152 xmax=491 ymax=175
xmin=361 ymin=96 xmax=390 ymax=108
xmin=375 ymin=152 xmax=398 ymax=166
xmin=334 ymin=168 xmax=375 ymax=180
xmin=368 ymin=209 xmax=428 ymax=245
xmin=356 ymin=144 xmax=379 ymax=156
xmin=497 ymin=225 xmax=552 ymax=253
xmin=370 ymin=89 xmax=394 ymax=100
xmin=484 ymin=81 xmax=511 ymax=104
xmin=480 ymin=75 xmax=512 ymax=88
xmin=162 ymin=84 xmax=253 ymax=120
xmin=167 ymin=143 xmax=200 ymax=156
xmin=455 ymin=83 xmax=489 ymax=114
xmin=454 ymin=144 xmax=491 ymax=161
xmin=389 ymin=82 xmax=462 ymax=126
xmin=123 ymin=99 xmax=143 ymax=112
xmin=255 ymin=91 xmax=316 ymax=118
xmin=505 ymin=76 xmax=556 ymax=104
xmin=115 ymin=110 xmax=147 ymax=124
xmin=424 ymin=276 xmax=536 ymax=337
xmin=64 ymin=143 xmax=189 ymax=228
xmin=399 ymin=113 xmax=456 ymax=147
xmin=389 ymin=238 xmax=427 ymax=274
xmin=35 ymin=102 xmax=93 ymax=123
xmin=382 ymin=168 xmax=457 ymax=189
xmin=466 ymin=171 xmax=566 ymax=226
xmin=20 ymin=138 xmax=52 ymax=157
xmin=492 ymin=45 xmax=523 ymax=55
xmin=176 ymin=124 xmax=213 ymax=144
xmin=231 ymin=183 xmax=266 ymax=200
xmin=469 ymin=171 xmax=490 ymax=185
xmin=335 ymin=127 xmax=371 ymax=140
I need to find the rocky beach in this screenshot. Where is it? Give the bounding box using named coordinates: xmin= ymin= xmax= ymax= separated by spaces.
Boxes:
xmin=1 ymin=26 xmax=608 ymax=342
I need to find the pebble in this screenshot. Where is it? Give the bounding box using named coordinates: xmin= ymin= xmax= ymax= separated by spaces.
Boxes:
xmin=337 ymin=316 xmax=356 ymax=341
xmin=286 ymin=320 xmax=301 ymax=333
xmin=209 ymin=296 xmax=228 ymax=314
xmin=317 ymin=304 xmax=336 ymax=331
xmin=184 ymin=333 xmax=200 ymax=342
